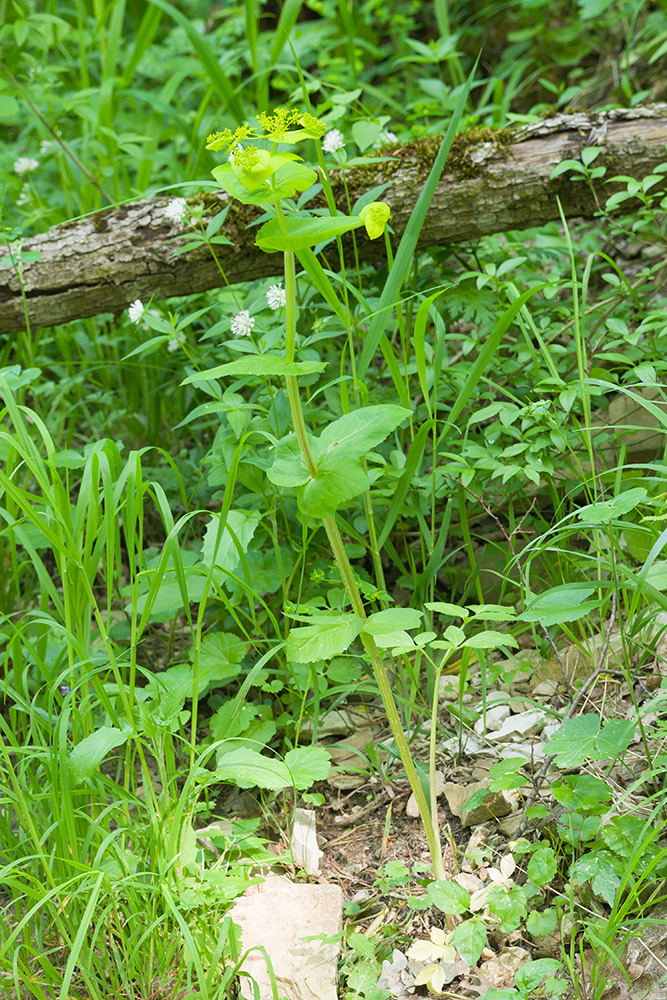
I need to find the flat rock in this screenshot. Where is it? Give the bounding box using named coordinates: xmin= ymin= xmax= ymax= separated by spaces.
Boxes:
xmin=474 ymin=704 xmax=511 ymax=736
xmin=229 ymin=876 xmax=343 ymax=1000
xmin=444 ymin=779 xmax=512 ymax=827
xmin=487 ymin=708 xmax=546 ymax=742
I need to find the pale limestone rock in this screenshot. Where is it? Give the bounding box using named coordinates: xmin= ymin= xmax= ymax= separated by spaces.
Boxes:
xmin=444 ymin=779 xmax=512 ymax=827
xmin=406 ymin=770 xmax=445 ymax=818
xmin=291 ymin=809 xmax=322 ymax=876
xmin=473 ymin=704 xmax=510 ymax=736
xmin=487 ymin=708 xmax=546 ymax=742
xmin=230 ymin=876 xmax=343 ymax=1000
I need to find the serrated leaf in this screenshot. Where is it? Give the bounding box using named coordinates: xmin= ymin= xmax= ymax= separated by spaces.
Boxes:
xmin=552 ymin=774 xmax=612 ymax=812
xmin=595 ymin=718 xmax=635 ymax=759
xmin=545 ymin=714 xmax=600 ymax=767
xmin=287 ymin=615 xmax=364 ymax=663
xmin=464 ymin=630 xmax=518 ymax=649
xmin=570 ymin=851 xmax=622 ymax=905
xmin=68 ymin=726 xmax=132 ymax=784
xmin=517 ymin=585 xmax=601 ymax=626
xmin=526 ymin=846 xmax=557 ymax=886
xmin=284 ymin=746 xmax=331 ymax=789
xmin=183 ymin=356 xmax=326 ymax=383
xmin=577 ymin=488 xmax=647 ymax=522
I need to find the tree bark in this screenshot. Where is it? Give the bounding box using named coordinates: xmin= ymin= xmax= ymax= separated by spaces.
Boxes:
xmin=1 ymin=105 xmax=666 ymax=335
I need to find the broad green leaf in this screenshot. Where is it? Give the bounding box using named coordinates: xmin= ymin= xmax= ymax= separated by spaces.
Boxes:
xmin=214 ymin=748 xmax=291 ymax=790
xmin=427 ymin=879 xmax=470 ymax=914
xmin=68 ymin=726 xmax=131 ymax=784
xmin=266 ymin=435 xmax=311 ymax=488
xmin=268 ymin=405 xmax=410 ymax=517
xmin=451 ymin=917 xmax=487 ymax=965
xmin=545 ymin=714 xmax=600 ymax=767
xmin=526 ymin=846 xmax=557 ymax=886
xmin=287 ymin=615 xmax=364 ymax=663
xmin=464 ymin=630 xmax=517 ymax=649
xmin=577 ymin=488 xmax=648 ymax=523
xmin=183 ymin=356 xmax=326 ymax=384
xmin=517 ymin=585 xmax=602 ymax=626
xmin=360 ymin=627 xmax=414 ymax=649
xmin=426 ymin=601 xmax=469 ymax=617
xmin=284 ymin=746 xmax=331 ymax=789
xmin=359 ymin=201 xmax=391 ymax=239
xmin=201 ymin=510 xmax=263 ymax=583
xmin=526 ymin=908 xmax=558 ymax=937
xmin=570 ymin=851 xmax=622 ymax=905
xmin=594 ymin=718 xmax=635 ymax=759
xmin=515 ymin=960 xmax=563 ymax=992
xmin=363 ymin=607 xmax=423 ymax=632
xmin=297 ymin=455 xmax=369 ymax=518
xmin=212 ymin=160 xmax=317 ymax=204
xmin=552 ymin=775 xmax=612 ymax=813
xmin=198 ymin=631 xmax=247 ymax=684
xmin=487 ymin=885 xmax=526 ymax=932
xmin=317 ymin=405 xmax=410 ymax=458
xmin=256 ymin=215 xmax=363 ymax=252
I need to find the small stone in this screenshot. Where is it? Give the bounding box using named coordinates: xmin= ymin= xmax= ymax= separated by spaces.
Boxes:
xmin=487 ymin=708 xmax=546 ymax=742
xmin=230 ymin=876 xmax=343 ymax=1000
xmin=473 ymin=704 xmax=510 ymax=736
xmin=406 ymin=771 xmax=445 ymax=818
xmin=444 ymin=780 xmax=512 ymax=827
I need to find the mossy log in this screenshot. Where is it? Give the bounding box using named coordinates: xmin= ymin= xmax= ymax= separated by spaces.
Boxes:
xmin=1 ymin=104 xmax=666 ymax=336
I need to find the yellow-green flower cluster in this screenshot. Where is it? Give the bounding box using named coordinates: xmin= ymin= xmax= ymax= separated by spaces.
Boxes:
xmin=206 ymin=108 xmax=327 ymax=154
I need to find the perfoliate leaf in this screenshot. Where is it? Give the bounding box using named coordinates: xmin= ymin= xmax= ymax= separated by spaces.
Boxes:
xmin=256 ymin=215 xmax=364 ymax=252
xmin=359 ymin=201 xmax=391 ymax=239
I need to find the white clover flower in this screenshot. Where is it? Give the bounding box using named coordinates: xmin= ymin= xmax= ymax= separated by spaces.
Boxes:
xmin=128 ymin=299 xmax=144 ymax=324
xmin=164 ymin=197 xmax=188 ymax=225
xmin=230 ymin=309 xmax=255 ymax=337
xmin=168 ymin=332 xmax=186 ymax=353
xmin=14 ymin=157 xmax=39 ymax=176
xmin=39 ymin=140 xmax=53 ymax=154
xmin=322 ymin=129 xmax=345 ymax=154
xmin=266 ymin=283 xmax=286 ymax=310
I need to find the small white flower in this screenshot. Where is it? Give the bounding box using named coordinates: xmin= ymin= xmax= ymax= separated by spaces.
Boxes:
xmin=230 ymin=309 xmax=255 ymax=337
xmin=14 ymin=157 xmax=39 ymax=176
xmin=322 ymin=129 xmax=345 ymax=154
xmin=128 ymin=299 xmax=144 ymax=324
xmin=39 ymin=140 xmax=53 ymax=154
xmin=164 ymin=197 xmax=188 ymax=225
xmin=16 ymin=184 xmax=30 ymax=207
xmin=168 ymin=332 xmax=186 ymax=353
xmin=266 ymin=283 xmax=286 ymax=310
xmin=373 ymin=129 xmax=397 ymax=148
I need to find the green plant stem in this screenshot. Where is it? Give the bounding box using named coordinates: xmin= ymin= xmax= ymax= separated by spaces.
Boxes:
xmin=281 ymin=246 xmax=444 ymax=879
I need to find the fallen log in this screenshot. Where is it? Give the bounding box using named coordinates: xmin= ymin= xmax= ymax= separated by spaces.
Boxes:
xmin=1 ymin=105 xmax=666 ymax=335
